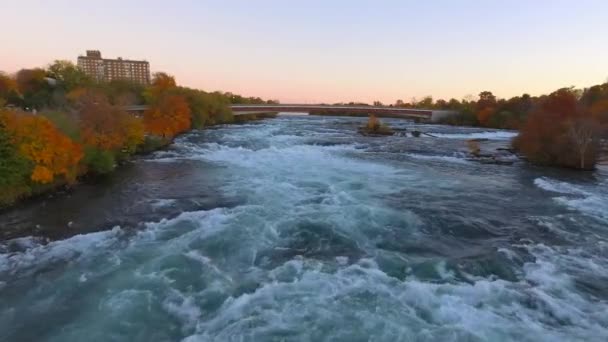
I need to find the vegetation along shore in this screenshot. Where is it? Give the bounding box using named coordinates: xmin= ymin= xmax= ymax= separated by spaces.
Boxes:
xmin=0 ymin=61 xmax=275 ymax=208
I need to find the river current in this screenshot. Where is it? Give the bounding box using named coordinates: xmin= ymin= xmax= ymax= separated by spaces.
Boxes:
xmin=1 ymin=115 xmax=607 ymax=341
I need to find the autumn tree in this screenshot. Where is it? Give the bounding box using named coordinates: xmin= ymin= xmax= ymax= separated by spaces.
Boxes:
xmin=102 ymin=79 xmax=145 ymax=106
xmin=144 ymin=94 xmax=191 ymax=138
xmin=476 ymin=91 xmax=497 ymax=126
xmin=70 ymin=89 xmax=144 ymax=153
xmin=70 ymin=90 xmax=124 ymax=150
xmin=142 ymin=72 xmax=192 ymax=137
xmin=144 ymin=72 xmax=177 ymax=104
xmin=514 ymin=88 xmax=601 ymax=170
xmin=2 ymin=110 xmax=83 ymax=183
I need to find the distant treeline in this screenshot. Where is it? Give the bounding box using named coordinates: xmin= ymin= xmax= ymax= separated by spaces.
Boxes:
xmin=0 ymin=60 xmax=276 ymax=207
xmin=330 ymin=85 xmax=608 ymax=170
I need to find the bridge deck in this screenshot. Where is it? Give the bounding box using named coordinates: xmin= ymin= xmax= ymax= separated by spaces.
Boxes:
xmin=123 ymin=104 xmax=456 ymax=122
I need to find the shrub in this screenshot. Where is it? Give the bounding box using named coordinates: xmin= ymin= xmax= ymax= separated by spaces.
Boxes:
xmin=140 ymin=135 xmax=169 ymax=153
xmin=83 ymin=147 xmax=116 ymax=175
xmin=361 ymin=115 xmax=393 ymax=135
xmin=467 ymin=140 xmax=481 ymax=156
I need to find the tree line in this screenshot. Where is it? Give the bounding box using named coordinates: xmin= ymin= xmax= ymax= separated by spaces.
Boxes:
xmin=340 ymin=85 xmax=608 ymax=170
xmin=0 ymin=60 xmax=274 ymax=206
xmin=410 ymin=87 xmax=608 ymax=169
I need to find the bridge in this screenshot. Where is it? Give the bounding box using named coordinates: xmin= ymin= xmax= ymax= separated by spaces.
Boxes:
xmin=124 ymin=104 xmax=456 ymax=122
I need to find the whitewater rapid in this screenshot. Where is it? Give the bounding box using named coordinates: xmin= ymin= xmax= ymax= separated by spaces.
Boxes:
xmin=1 ymin=116 xmax=607 ymax=341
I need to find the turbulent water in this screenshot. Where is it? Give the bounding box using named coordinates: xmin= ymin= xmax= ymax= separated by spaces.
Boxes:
xmin=1 ymin=115 xmax=607 ymax=342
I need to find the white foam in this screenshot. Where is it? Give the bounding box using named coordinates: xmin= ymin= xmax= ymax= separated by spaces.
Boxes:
xmin=162 ymin=289 xmax=202 ymax=332
xmin=534 ymin=178 xmax=590 ymax=196
xmin=180 ymin=256 xmax=608 ymax=341
xmin=535 ymin=177 xmax=608 ymax=222
xmin=404 ymin=153 xmax=471 ymax=164
xmin=149 ymin=198 xmax=177 ymax=209
xmin=0 ymin=227 xmax=123 ymax=276
xmin=430 ymin=131 xmax=518 ymax=140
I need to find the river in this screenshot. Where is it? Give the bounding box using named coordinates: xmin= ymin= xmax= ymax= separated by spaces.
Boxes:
xmin=1 ymin=115 xmax=607 ymax=341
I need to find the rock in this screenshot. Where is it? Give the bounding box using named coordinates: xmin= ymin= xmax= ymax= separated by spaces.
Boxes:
xmin=467 ymin=156 xmax=515 ymax=165
xmin=358 ymin=127 xmax=394 ymax=136
xmin=496 ymin=147 xmax=516 ymax=154
xmin=411 ymin=131 xmax=421 ymax=137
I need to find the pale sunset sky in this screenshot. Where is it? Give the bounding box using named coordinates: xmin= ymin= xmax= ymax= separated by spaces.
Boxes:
xmin=1 ymin=0 xmax=607 ymax=104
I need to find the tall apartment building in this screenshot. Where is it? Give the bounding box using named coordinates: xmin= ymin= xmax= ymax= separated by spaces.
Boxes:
xmin=77 ymin=50 xmax=150 ymax=85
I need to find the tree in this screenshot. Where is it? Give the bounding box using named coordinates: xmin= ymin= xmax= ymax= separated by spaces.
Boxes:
xmin=3 ymin=110 xmax=83 ymax=184
xmin=590 ymin=99 xmax=608 ymax=136
xmin=144 ymin=72 xmax=177 ymax=104
xmin=70 ymin=89 xmax=144 ymax=152
xmin=47 ymin=60 xmax=91 ymax=92
xmin=477 ymin=91 xmax=497 ymax=109
xmin=144 ymin=94 xmax=191 ymax=138
xmin=513 ymin=88 xmax=601 ymax=169
xmin=476 ymin=107 xmax=495 ymax=126
xmin=103 ymin=79 xmax=145 ymax=106
xmin=566 ymin=119 xmax=600 ymax=169
xmin=0 ymin=72 xmax=19 ymax=105
xmin=0 ymin=114 xmax=32 ymax=204
xmin=15 ymin=68 xmax=52 ymax=109
xmin=120 ymin=114 xmax=145 ymax=154
xmin=417 ymin=96 xmax=434 ymax=108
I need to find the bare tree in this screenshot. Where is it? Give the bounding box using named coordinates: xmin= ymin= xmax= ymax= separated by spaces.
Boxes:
xmin=567 ymin=119 xmax=599 ymax=169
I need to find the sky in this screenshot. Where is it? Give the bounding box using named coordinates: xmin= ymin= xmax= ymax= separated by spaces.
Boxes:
xmin=1 ymin=0 xmax=607 ymax=104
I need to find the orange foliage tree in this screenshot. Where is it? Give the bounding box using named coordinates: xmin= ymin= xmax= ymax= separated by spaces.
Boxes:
xmin=476 ymin=107 xmax=495 ymax=126
xmin=514 ymin=88 xmax=601 ymax=169
xmin=144 ymin=94 xmax=191 ymax=138
xmin=2 ymin=111 xmax=83 ymax=184
xmin=476 ymin=91 xmax=497 ymax=126
xmin=70 ymin=89 xmax=144 ymax=152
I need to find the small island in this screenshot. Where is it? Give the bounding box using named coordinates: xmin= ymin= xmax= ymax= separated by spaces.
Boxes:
xmin=358 ymin=115 xmax=394 ymax=136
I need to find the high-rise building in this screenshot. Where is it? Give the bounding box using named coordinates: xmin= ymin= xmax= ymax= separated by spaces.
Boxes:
xmin=77 ymin=50 xmax=150 ymax=85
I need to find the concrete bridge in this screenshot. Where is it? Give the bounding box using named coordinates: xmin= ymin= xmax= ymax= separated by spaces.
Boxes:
xmin=124 ymin=104 xmax=456 ymax=122
xmin=231 ymin=104 xmax=455 ymax=122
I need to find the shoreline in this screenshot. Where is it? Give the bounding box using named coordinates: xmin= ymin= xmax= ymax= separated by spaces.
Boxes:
xmin=0 ymin=113 xmax=276 ymax=215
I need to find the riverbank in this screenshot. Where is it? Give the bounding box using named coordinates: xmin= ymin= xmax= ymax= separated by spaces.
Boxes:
xmin=0 ymin=112 xmax=276 ymax=216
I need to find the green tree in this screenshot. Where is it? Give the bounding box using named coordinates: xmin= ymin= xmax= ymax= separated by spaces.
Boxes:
xmin=83 ymin=147 xmax=116 ymax=175
xmin=47 ymin=60 xmax=91 ymax=92
xmin=15 ymin=68 xmax=52 ymax=110
xmin=0 ymin=119 xmax=32 ymax=205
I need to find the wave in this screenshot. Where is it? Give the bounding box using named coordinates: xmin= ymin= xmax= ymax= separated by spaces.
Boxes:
xmin=178 ymin=252 xmax=608 ymax=341
xmin=535 ymin=177 xmax=608 ymax=222
xmin=430 ymin=131 xmax=518 ymax=140
xmin=404 ymin=153 xmax=471 ymax=164
xmin=0 ymin=227 xmax=124 ymax=277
